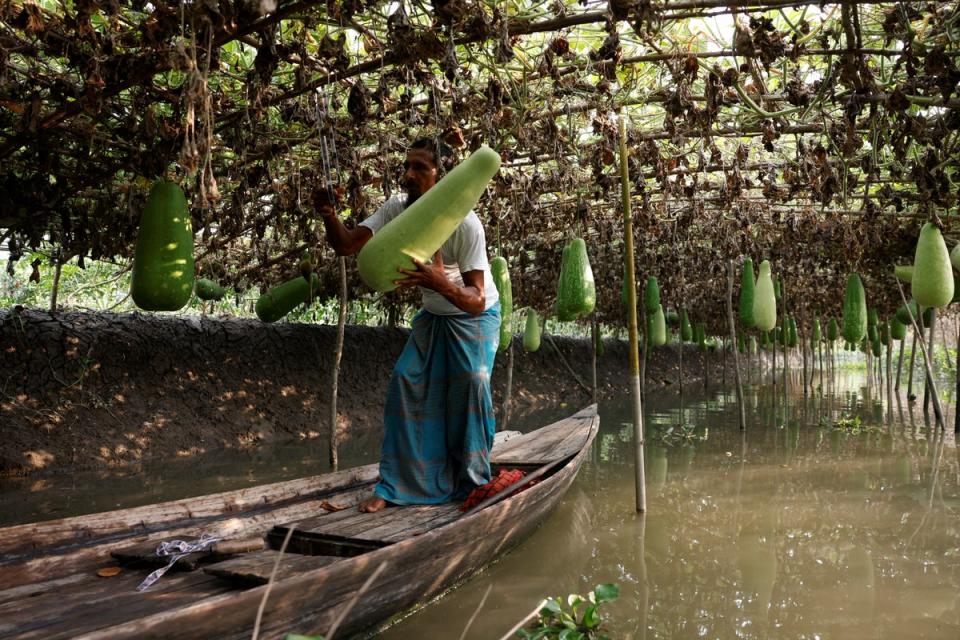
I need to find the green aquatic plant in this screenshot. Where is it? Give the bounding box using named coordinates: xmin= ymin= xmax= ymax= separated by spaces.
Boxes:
xmin=518 ymin=583 xmax=620 ymax=640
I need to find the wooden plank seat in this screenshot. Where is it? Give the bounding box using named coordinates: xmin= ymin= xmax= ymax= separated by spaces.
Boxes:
xmin=203 ymin=550 xmax=341 ymax=586
xmin=491 ymin=408 xmax=595 ymax=465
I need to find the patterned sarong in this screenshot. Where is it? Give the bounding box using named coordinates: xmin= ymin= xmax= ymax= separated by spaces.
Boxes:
xmin=374 ymin=303 xmax=501 ymax=505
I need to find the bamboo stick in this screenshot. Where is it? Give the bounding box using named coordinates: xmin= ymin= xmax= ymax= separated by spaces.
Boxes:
xmin=895 ymin=280 xmax=945 ymax=429
xmin=329 ymin=256 xmax=347 ymax=471
xmin=620 ymin=116 xmax=646 ymax=513
xmin=727 ymin=260 xmax=747 ymax=431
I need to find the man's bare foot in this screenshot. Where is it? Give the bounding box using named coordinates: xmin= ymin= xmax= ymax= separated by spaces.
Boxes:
xmin=358 ymin=496 xmax=388 ymax=513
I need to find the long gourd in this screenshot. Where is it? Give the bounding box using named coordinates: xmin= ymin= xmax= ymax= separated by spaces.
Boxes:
xmin=256 ymin=274 xmax=320 ymax=323
xmin=680 ymin=309 xmax=693 ymax=342
xmin=644 ymin=276 xmax=660 ymax=315
xmin=556 ymin=237 xmax=596 ymax=319
xmin=912 ymin=222 xmax=954 ymax=308
xmin=827 ymin=317 xmax=838 ymax=342
xmin=890 ymin=316 xmax=906 ymax=340
xmin=357 ymin=145 xmax=501 ymax=293
xmin=195 ymin=278 xmax=226 ymax=301
xmin=491 ymin=256 xmax=512 ymax=352
xmin=752 ymin=260 xmax=776 ymax=331
xmin=131 ymin=181 xmax=195 ymax=311
xmin=842 ymin=273 xmax=867 ymax=343
xmin=647 ymin=305 xmax=667 ymax=346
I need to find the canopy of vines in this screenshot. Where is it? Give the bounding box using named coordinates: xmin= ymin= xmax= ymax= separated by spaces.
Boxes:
xmin=2 ymin=0 xmax=959 ymax=329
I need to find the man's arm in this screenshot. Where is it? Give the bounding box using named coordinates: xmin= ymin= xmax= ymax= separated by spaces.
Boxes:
xmin=395 ymin=252 xmax=487 ymax=316
xmin=315 ymin=191 xmax=372 ymax=256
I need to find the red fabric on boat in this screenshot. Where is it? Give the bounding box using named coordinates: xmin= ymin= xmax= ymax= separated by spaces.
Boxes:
xmin=460 ymin=468 xmax=529 ymax=511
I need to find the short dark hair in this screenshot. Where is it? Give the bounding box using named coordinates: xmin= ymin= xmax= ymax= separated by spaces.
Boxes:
xmin=409 ymin=137 xmax=457 ymax=173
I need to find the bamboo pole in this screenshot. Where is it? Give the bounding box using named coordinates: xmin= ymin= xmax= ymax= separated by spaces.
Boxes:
xmin=501 ymin=341 xmax=514 ymax=429
xmin=49 ymin=257 xmax=62 ymax=313
xmin=727 ymin=260 xmax=747 ymax=431
xmin=591 ymin=318 xmax=598 ymax=404
xmin=907 ymin=329 xmax=918 ymax=401
xmin=329 ymin=256 xmax=347 ymax=471
xmin=895 ymin=331 xmax=906 ymax=392
xmin=955 ymin=318 xmax=959 ymax=434
xmin=620 ymin=117 xmax=646 ymax=513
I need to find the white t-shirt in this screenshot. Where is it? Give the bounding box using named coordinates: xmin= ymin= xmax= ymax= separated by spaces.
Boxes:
xmin=360 ymin=195 xmax=500 ymax=316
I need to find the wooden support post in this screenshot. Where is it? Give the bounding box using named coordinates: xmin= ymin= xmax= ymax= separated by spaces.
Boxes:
xmin=907 ymin=329 xmax=918 ymax=401
xmin=501 ymin=341 xmax=514 ymax=429
xmin=955 ymin=318 xmax=959 ymax=434
xmin=329 ymin=256 xmax=347 ymax=471
xmin=620 ymin=117 xmax=646 ymax=513
xmin=727 ymin=261 xmax=746 ymax=431
xmin=591 ymin=318 xmax=598 ymax=404
xmin=49 ymin=257 xmax=63 ymax=313
xmin=896 ymin=280 xmax=945 ymax=429
xmin=895 ymin=333 xmax=905 ymax=392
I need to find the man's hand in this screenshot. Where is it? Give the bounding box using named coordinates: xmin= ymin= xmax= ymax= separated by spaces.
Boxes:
xmin=395 ymin=250 xmax=451 ymax=294
xmin=312 ymin=186 xmax=345 ymax=218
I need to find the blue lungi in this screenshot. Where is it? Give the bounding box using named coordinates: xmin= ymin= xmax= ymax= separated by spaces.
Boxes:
xmin=374 ymin=303 xmax=501 ymax=505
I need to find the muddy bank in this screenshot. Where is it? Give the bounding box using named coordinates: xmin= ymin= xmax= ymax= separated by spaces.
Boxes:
xmin=1 ymin=308 xmax=734 ymax=477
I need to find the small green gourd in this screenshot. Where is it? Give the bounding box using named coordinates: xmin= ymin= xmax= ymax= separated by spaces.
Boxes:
xmin=647 ymin=305 xmax=667 ymax=346
xmin=491 ymin=256 xmax=512 ymax=352
xmin=894 ymin=265 xmax=913 ymax=283
xmin=523 ymin=308 xmax=541 ymax=352
xmin=812 ymin=315 xmax=822 ymax=343
xmin=827 ymin=317 xmax=839 ymax=342
xmin=255 ymin=274 xmax=320 ymax=323
xmin=644 ymin=276 xmax=660 ymax=315
xmin=787 ymin=316 xmax=798 ymax=348
xmin=752 ymin=260 xmax=777 ymax=331
xmin=195 ymin=278 xmax=226 ymax=301
xmin=912 ymin=222 xmax=955 ymax=309
xmin=879 ymin=319 xmax=890 ymax=346
xmin=890 ymin=316 xmax=907 ymax=341
xmin=680 ymin=309 xmax=693 ymax=342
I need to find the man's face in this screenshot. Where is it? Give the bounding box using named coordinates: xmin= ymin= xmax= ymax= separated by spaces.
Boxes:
xmin=403 ymin=148 xmax=438 ymax=206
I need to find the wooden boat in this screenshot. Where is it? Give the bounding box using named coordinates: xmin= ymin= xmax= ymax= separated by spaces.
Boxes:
xmin=0 ymin=405 xmax=598 ymax=639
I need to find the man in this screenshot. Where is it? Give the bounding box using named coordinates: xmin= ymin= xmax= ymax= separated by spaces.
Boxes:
xmin=316 ymin=138 xmax=501 ymax=513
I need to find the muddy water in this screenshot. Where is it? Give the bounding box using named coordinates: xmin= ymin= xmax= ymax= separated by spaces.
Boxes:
xmin=377 ymin=373 xmax=960 ymax=640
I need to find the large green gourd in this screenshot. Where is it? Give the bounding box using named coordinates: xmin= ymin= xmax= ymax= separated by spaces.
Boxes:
xmin=644 ymin=276 xmax=660 ymax=315
xmin=523 ymin=308 xmax=541 ymax=352
xmin=752 ymin=260 xmax=777 ymax=331
xmin=912 ymin=222 xmax=955 ymax=308
xmin=647 ymin=305 xmax=667 ymax=346
xmin=680 ymin=309 xmax=693 ymax=342
xmin=894 ymin=265 xmax=913 ymax=283
xmin=871 ymin=336 xmax=882 ymax=357
xmin=357 ymin=145 xmax=501 ymax=293
xmin=890 ymin=316 xmax=906 ymax=340
xmin=255 ymin=274 xmax=320 ymax=323
xmin=842 ymin=273 xmax=867 ymax=343
xmin=195 ymin=278 xmax=226 ymax=301
xmin=491 ymin=256 xmax=512 ymax=352
xmin=827 ymin=317 xmax=839 ymax=342
xmin=131 ymin=181 xmax=195 ymax=311
xmin=739 ymin=258 xmax=756 ymax=327
xmin=555 ymin=237 xmax=596 ymax=319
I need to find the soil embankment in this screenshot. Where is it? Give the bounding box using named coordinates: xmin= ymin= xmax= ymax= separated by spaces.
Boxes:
xmin=1 ymin=308 xmax=732 ymax=477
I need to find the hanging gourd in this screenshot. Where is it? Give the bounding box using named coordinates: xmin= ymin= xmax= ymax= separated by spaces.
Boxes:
xmin=647 ymin=305 xmax=667 ymax=346
xmin=680 ymin=309 xmax=693 ymax=342
xmin=842 ymin=273 xmax=867 ymax=343
xmin=130 ymin=181 xmax=195 ymax=311
xmin=255 ymin=274 xmax=320 ymax=323
xmin=738 ymin=333 xmax=746 ymax=353
xmin=195 ymin=278 xmax=226 ymax=301
xmin=697 ymin=323 xmax=708 ymax=351
xmin=787 ymin=316 xmax=798 ymax=348
xmin=555 ymin=237 xmax=596 ymax=320
xmin=894 ymin=265 xmax=913 ymax=283
xmin=812 ymin=315 xmax=822 ymax=343
xmin=644 ymin=276 xmax=660 ymax=315
xmin=773 ymin=277 xmax=781 ymax=301
xmin=890 ymin=317 xmax=906 ymax=340
xmin=879 ymin=319 xmax=890 ymax=346
xmin=867 ymin=307 xmax=878 ymax=342
xmin=491 ymin=256 xmax=512 ymax=352
xmin=951 ymin=243 xmax=960 ymax=272
xmin=664 ymin=309 xmax=680 ymax=327
xmin=871 ymin=337 xmax=882 ymax=357
xmin=523 ymin=308 xmax=541 ymax=353
xmin=739 ymin=258 xmax=756 ymax=328
xmin=749 ymin=335 xmax=758 ymax=355
xmin=912 ymin=222 xmax=954 ymax=309
xmin=752 ymin=260 xmax=776 ymax=331
xmin=827 ymin=317 xmax=839 ymax=342
xmin=357 ymin=145 xmax=501 ymax=293
xmin=895 ymin=300 xmax=932 ymax=327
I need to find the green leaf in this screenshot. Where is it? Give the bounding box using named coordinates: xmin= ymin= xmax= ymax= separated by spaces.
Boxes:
xmin=593 ymin=583 xmax=620 ymax=604
xmin=284 ymin=635 xmax=324 ymax=640
xmin=582 ymin=604 xmax=601 ymax=628
xmin=567 ymin=594 xmax=585 ymax=609
xmin=558 ymin=630 xmax=585 ymax=640
xmin=541 ymin=598 xmax=563 ymax=616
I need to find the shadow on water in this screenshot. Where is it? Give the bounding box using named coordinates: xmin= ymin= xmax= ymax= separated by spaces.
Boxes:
xmin=377 ymin=370 xmax=960 ymax=640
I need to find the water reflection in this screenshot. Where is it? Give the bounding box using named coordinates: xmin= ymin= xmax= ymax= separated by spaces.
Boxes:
xmin=378 ymin=371 xmax=960 ymax=639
